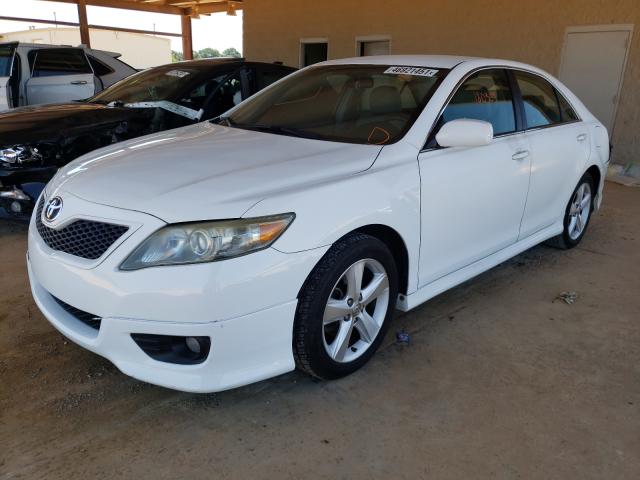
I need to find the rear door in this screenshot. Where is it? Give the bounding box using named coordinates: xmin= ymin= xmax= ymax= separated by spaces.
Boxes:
xmin=25 ymin=48 xmax=95 ymax=105
xmin=512 ymin=70 xmax=590 ymax=239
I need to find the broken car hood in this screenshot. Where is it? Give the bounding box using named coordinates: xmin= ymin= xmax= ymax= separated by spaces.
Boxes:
xmin=50 ymin=122 xmax=383 ymax=223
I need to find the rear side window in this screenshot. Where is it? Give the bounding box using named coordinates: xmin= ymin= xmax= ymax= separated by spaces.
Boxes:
xmin=88 ymin=55 xmax=114 ymax=76
xmin=30 ymin=49 xmax=93 ymax=77
xmin=514 ymin=71 xmax=562 ymax=129
xmin=441 ymin=69 xmax=516 ymax=136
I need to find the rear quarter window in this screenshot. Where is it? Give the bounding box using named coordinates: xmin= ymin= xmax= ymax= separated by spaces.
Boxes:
xmin=88 ymin=55 xmax=115 ymax=76
xmin=557 ymin=91 xmax=580 ymax=122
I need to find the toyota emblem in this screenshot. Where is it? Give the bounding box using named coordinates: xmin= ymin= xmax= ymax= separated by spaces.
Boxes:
xmin=44 ymin=196 xmax=63 ymax=222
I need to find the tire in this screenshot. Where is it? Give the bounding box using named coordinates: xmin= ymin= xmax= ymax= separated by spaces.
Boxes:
xmin=293 ymin=233 xmax=399 ymax=380
xmin=546 ymin=172 xmax=595 ymax=250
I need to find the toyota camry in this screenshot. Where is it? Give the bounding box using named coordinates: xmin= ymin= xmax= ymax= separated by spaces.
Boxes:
xmin=27 ymin=55 xmax=609 ymax=392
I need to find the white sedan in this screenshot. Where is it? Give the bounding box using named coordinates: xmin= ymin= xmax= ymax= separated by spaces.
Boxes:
xmin=27 ymin=55 xmax=609 ymax=392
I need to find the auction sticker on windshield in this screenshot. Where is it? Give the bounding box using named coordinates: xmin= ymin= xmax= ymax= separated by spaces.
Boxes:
xmin=384 ymin=66 xmax=439 ymax=77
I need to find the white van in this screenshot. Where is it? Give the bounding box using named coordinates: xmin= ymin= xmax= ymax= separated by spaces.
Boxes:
xmin=0 ymin=42 xmax=136 ymax=110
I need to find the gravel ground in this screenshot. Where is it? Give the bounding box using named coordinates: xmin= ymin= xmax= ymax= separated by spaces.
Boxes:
xmin=1 ymin=182 xmax=639 ymax=479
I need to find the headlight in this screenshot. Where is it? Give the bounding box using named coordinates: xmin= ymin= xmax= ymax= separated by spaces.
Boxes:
xmin=0 ymin=146 xmax=43 ymax=167
xmin=120 ymin=213 xmax=295 ymax=270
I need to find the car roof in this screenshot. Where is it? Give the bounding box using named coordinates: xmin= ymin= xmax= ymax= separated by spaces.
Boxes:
xmin=318 ymin=55 xmax=553 ymax=77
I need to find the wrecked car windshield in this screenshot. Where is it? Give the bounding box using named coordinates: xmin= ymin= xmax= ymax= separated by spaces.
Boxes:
xmin=225 ymin=64 xmax=448 ymax=145
xmin=90 ymin=64 xmax=237 ymax=110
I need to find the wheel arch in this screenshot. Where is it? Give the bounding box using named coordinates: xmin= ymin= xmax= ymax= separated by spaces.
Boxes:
xmin=352 ymin=224 xmax=410 ymax=296
xmin=298 ymin=223 xmax=411 ymax=298
xmin=584 ymin=164 xmax=602 ymax=192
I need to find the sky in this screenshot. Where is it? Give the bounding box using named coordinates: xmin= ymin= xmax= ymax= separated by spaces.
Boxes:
xmin=0 ymin=0 xmax=243 ymax=53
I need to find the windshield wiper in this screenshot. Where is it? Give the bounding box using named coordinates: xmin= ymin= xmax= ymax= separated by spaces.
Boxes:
xmin=89 ymin=99 xmax=126 ymax=107
xmin=215 ymin=116 xmax=236 ymax=127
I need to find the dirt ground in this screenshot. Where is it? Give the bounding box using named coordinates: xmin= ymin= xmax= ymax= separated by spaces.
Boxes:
xmin=1 ymin=181 xmax=638 ymax=480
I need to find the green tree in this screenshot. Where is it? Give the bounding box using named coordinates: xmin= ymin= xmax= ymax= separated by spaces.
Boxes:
xmin=222 ymin=47 xmax=241 ymax=58
xmin=171 ymin=50 xmax=184 ymax=62
xmin=197 ymin=48 xmax=222 ymax=58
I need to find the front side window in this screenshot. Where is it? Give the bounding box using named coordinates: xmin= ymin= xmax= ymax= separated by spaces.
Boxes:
xmin=30 ymin=49 xmax=93 ymax=77
xmin=514 ymin=71 xmax=562 ymax=129
xmin=441 ymin=69 xmax=516 ymax=136
xmin=192 ymin=72 xmax=242 ymax=117
xmin=226 ymin=65 xmax=447 ymax=144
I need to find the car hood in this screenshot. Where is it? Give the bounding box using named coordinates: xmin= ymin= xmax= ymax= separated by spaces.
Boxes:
xmin=0 ymin=102 xmax=150 ymax=145
xmin=50 ymin=122 xmax=383 ymax=223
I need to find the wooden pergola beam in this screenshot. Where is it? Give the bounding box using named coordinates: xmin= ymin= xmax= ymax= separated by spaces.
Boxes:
xmin=32 ymin=0 xmax=243 ymax=63
xmin=181 ymin=14 xmax=193 ymax=59
xmin=76 ymin=0 xmax=90 ymax=46
xmin=0 ymin=15 xmax=182 ymax=37
xmin=50 ymin=0 xmax=242 ymax=16
xmin=52 ymin=0 xmax=186 ymax=16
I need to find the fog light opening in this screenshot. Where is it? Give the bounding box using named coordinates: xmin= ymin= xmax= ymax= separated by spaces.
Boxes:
xmin=185 ymin=336 xmax=202 ymax=354
xmin=10 ymin=201 xmax=22 ymax=213
xmin=131 ymin=334 xmax=211 ymax=365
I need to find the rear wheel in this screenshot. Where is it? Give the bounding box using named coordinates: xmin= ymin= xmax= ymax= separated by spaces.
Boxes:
xmin=546 ymin=173 xmax=594 ymax=249
xmin=293 ymin=233 xmax=398 ymax=379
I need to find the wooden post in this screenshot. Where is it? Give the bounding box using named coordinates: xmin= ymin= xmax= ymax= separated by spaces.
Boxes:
xmin=181 ymin=15 xmax=193 ymax=60
xmin=77 ymin=0 xmax=91 ymax=47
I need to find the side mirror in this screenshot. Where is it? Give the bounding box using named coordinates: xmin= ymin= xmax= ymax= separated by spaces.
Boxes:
xmin=435 ymin=119 xmax=494 ymax=148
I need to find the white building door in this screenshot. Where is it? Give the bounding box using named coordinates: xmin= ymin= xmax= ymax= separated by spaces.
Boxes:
xmin=559 ymin=25 xmax=633 ymax=132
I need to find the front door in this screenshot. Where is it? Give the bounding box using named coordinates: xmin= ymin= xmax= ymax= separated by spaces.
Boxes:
xmin=25 ymin=48 xmax=95 ymax=105
xmin=418 ymin=68 xmax=531 ymax=287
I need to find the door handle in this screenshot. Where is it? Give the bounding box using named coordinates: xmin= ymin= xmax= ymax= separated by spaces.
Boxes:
xmin=512 ymin=150 xmax=530 ymax=161
xmin=70 ymin=80 xmax=88 ymax=85
xmin=577 ymin=133 xmax=587 ymax=142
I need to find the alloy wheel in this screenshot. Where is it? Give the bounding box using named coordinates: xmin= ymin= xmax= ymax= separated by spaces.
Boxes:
xmin=568 ymin=182 xmax=592 ymax=240
xmin=322 ymin=258 xmax=390 ymax=363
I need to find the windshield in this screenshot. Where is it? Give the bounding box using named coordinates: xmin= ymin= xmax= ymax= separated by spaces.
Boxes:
xmin=90 ymin=63 xmax=237 ymax=108
xmin=0 ymin=45 xmax=16 ymax=77
xmin=225 ymin=64 xmax=447 ymax=144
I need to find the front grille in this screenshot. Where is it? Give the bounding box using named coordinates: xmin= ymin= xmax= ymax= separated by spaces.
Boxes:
xmin=36 ymin=197 xmax=129 ymax=260
xmin=52 ymin=296 xmax=102 ymax=330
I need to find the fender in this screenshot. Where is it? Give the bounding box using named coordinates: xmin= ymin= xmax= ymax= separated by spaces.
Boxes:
xmin=243 ymin=141 xmax=422 ymax=295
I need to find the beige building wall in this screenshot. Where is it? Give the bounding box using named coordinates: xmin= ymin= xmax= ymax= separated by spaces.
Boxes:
xmin=0 ymin=27 xmax=171 ymax=69
xmin=243 ymin=0 xmax=639 ymax=170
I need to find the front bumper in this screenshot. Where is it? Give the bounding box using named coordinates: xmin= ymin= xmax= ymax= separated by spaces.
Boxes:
xmin=29 ymin=259 xmax=299 ymax=392
xmin=27 ymin=192 xmax=328 ymax=392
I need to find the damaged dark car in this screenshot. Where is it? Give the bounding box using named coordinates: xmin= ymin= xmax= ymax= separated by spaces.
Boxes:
xmin=0 ymin=58 xmax=295 ymax=218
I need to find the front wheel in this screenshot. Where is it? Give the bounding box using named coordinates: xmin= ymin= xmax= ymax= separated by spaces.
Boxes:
xmin=546 ymin=173 xmax=594 ymax=249
xmin=293 ymin=233 xmax=398 ymax=380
